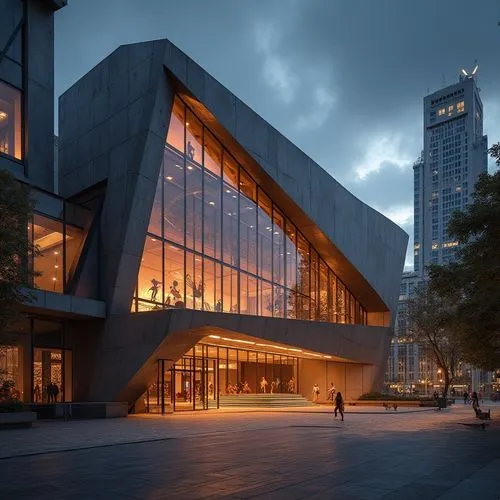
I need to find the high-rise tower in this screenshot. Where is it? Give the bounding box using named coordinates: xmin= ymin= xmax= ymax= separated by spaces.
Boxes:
xmin=414 ymin=71 xmax=488 ymax=272
xmin=387 ymin=70 xmax=489 ymax=390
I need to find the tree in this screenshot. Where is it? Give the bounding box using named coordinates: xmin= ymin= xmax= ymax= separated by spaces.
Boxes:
xmin=429 ymin=143 xmax=500 ymax=369
xmin=407 ymin=284 xmax=461 ymax=398
xmin=0 ymin=170 xmax=37 ymax=334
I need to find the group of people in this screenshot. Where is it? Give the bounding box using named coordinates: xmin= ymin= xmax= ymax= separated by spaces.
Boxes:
xmin=33 ymin=382 xmax=60 ymax=403
xmin=259 ymin=376 xmax=296 ymax=394
xmin=312 ymin=382 xmax=345 ymax=421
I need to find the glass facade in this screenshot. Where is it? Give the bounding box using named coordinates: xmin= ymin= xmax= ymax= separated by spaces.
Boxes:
xmin=133 ymin=96 xmax=367 ymax=325
xmin=144 ymin=342 xmax=299 ymax=412
xmin=0 ymin=80 xmax=22 ymax=160
xmin=27 ymin=192 xmax=87 ymax=294
xmin=0 ymin=318 xmax=72 ymax=403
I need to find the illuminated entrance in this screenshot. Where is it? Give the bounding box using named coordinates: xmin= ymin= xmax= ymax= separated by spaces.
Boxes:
xmin=144 ymin=342 xmax=299 ymax=413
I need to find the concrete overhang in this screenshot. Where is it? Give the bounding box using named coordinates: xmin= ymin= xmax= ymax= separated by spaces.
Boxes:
xmin=21 ymin=289 xmax=106 ymax=319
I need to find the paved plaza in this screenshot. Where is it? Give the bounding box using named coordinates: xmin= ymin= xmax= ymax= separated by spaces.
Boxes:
xmin=0 ymin=404 xmax=499 ymax=499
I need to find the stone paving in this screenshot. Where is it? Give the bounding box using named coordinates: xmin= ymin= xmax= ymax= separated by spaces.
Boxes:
xmin=0 ymin=404 xmax=499 ymax=499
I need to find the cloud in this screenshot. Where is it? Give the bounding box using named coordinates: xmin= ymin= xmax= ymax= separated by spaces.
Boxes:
xmin=295 ymin=86 xmax=336 ymax=131
xmin=375 ymin=204 xmax=413 ymax=227
xmin=352 ymin=134 xmax=414 ymax=181
xmin=253 ymin=22 xmax=299 ymax=104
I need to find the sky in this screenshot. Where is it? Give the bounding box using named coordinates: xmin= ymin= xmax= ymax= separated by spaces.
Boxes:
xmin=54 ymin=0 xmax=500 ymax=269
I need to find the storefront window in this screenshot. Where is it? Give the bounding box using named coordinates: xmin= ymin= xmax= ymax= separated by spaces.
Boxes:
xmin=0 ymin=81 xmax=22 ymax=160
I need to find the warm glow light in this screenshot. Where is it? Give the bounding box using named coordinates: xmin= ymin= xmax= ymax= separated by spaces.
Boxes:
xmin=209 ymin=334 xmax=221 ymax=339
xmin=288 ymin=348 xmax=302 ymax=353
xmin=52 ymin=277 xmax=57 ymax=281
xmin=323 ymin=355 xmax=332 ymax=359
xmin=221 ymin=337 xmax=255 ymax=345
xmin=53 ymin=251 xmax=59 ymax=255
xmin=54 ymin=265 xmax=59 ymax=269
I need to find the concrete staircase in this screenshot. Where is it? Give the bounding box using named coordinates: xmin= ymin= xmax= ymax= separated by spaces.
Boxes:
xmin=218 ymin=393 xmax=316 ymax=408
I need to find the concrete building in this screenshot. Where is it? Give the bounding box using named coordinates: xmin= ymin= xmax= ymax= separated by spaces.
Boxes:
xmin=0 ymin=1 xmax=407 ymax=413
xmin=386 ymin=73 xmax=489 ymax=393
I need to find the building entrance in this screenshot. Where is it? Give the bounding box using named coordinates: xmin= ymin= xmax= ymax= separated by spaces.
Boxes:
xmin=144 ymin=342 xmax=299 ymax=413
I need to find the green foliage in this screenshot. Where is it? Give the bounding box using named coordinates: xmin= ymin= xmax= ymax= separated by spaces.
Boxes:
xmin=0 ymin=170 xmax=37 ymax=333
xmin=407 ymin=284 xmax=461 ymax=398
xmin=0 ymin=379 xmax=24 ymax=413
xmin=429 ymin=145 xmax=500 ymax=369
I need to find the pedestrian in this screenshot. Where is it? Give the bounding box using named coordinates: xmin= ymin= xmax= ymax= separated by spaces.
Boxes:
xmin=463 ymin=391 xmax=468 ymax=405
xmin=312 ymin=383 xmax=320 ymax=402
xmin=334 ymin=391 xmax=345 ymax=421
xmin=471 ymin=391 xmax=479 ymax=414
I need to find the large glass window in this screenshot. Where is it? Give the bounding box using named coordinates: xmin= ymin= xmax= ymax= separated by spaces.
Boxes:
xmin=257 ymin=190 xmax=273 ymax=282
xmin=32 ymin=215 xmax=64 ymax=293
xmin=135 ymin=96 xmax=368 ymax=325
xmin=138 ymin=236 xmax=163 ymax=305
xmin=0 ymin=81 xmax=22 ymax=160
xmin=163 ymin=148 xmax=185 ymax=246
xmin=166 ymin=96 xmax=184 ymax=153
xmin=222 ymin=181 xmax=238 ymax=267
xmin=239 ymin=170 xmax=257 ymax=275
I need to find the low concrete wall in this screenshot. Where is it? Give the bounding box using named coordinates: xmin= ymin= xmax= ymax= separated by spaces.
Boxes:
xmin=0 ymin=412 xmax=37 ymax=429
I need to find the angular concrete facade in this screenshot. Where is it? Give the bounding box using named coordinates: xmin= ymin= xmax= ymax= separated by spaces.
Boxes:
xmin=1 ymin=5 xmax=407 ymax=411
xmin=55 ymin=39 xmax=408 ymax=408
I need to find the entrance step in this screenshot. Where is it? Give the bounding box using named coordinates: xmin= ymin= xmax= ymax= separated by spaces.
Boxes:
xmin=218 ymin=393 xmax=315 ymax=408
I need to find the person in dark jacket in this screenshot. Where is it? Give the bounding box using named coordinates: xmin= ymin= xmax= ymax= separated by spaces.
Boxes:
xmin=334 ymin=391 xmax=344 ymax=421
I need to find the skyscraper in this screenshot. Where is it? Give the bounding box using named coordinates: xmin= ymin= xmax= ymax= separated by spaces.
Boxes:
xmin=387 ymin=71 xmax=489 ymax=391
xmin=414 ymin=72 xmax=488 ymax=272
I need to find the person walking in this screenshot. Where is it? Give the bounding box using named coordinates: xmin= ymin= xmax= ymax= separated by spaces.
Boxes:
xmin=463 ymin=391 xmax=469 ymax=405
xmin=334 ymin=391 xmax=344 ymax=421
xmin=471 ymin=391 xmax=479 ymax=414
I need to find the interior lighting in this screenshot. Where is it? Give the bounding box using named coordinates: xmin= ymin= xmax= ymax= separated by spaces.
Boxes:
xmin=186 ymin=122 xmax=190 ymax=126
xmin=54 ymin=265 xmax=59 ymax=269
xmin=52 ymin=277 xmax=57 ymax=281
xmin=288 ymin=348 xmax=302 ymax=353
xmin=187 ymin=165 xmax=193 ymax=170
xmin=221 ymin=337 xmax=255 ymax=345
xmin=209 ymin=334 xmax=221 ymax=339
xmin=0 ymin=111 xmax=7 ymax=121
xmin=226 ymin=189 xmax=231 ymax=194
xmin=53 ymin=251 xmax=59 ymax=255
xmin=208 ymin=201 xmax=215 ymax=206
xmin=166 ymin=176 xmax=173 ymax=181
xmin=323 ymin=355 xmax=332 ymax=359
